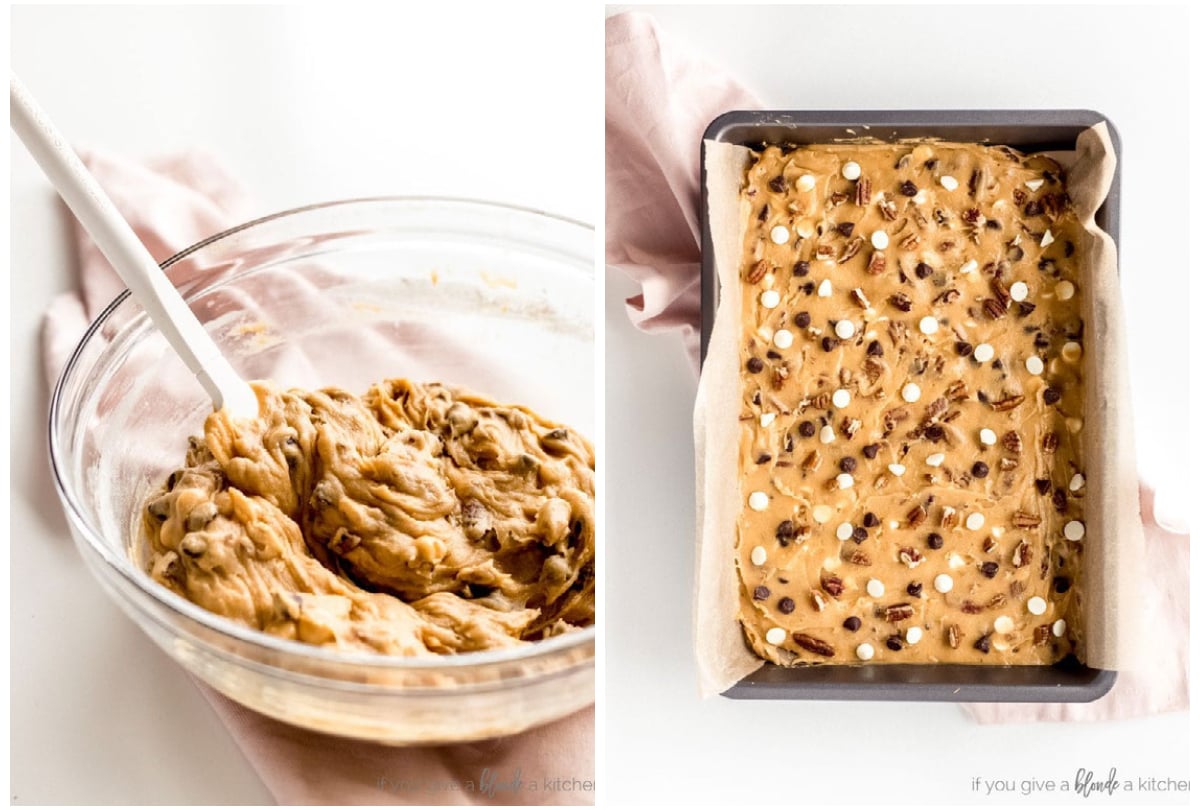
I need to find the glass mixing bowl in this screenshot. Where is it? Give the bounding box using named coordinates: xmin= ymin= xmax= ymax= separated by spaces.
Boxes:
xmin=49 ymin=198 xmax=595 ymax=744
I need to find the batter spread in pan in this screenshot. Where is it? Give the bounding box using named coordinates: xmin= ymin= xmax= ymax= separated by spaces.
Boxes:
xmin=141 ymin=379 xmax=594 ymax=655
xmin=736 ymin=142 xmax=1085 ymax=665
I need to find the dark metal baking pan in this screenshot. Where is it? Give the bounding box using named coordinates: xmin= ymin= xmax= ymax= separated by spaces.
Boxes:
xmin=699 ymin=109 xmax=1120 ymax=702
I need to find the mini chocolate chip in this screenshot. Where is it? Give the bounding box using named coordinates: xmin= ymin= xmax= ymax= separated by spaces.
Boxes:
xmin=925 ymin=425 xmax=945 ymax=441
xmin=778 ymin=597 xmax=796 ymax=614
xmin=886 ymin=635 xmax=904 ymax=651
xmin=906 ymin=581 xmax=923 ymax=597
xmin=1053 ymin=576 xmax=1071 ymax=593
xmin=974 ymin=635 xmax=992 ymax=653
xmin=1035 ymin=478 xmax=1052 ymax=495
xmin=986 ymin=219 xmax=1002 ymax=230
xmin=863 ymin=444 xmax=881 ymax=460
xmin=769 ymin=174 xmax=787 ymax=193
xmin=794 ymin=311 xmax=811 ymax=328
xmin=821 ymin=336 xmax=837 ymax=352
xmin=955 ymin=341 xmax=973 ymax=357
xmin=927 ymin=532 xmax=944 ymax=550
xmin=849 ymin=526 xmax=867 ymax=544
xmin=1016 ymin=301 xmax=1036 ymax=317
xmin=776 ymin=520 xmax=797 ymax=544
xmin=866 ymin=340 xmax=883 ymax=357
xmin=899 ymin=180 xmax=918 ymax=196
xmin=914 ymin=262 xmax=933 ymax=279
xmin=794 ymin=260 xmax=810 ymax=277
xmin=799 ymin=421 xmax=816 ymax=437
xmin=843 ymin=616 xmax=862 ymax=631
xmin=755 ymin=453 xmax=772 ymax=465
xmin=1064 ymin=240 xmax=1075 ymax=257
xmin=977 ymin=390 xmax=990 ymax=403
xmin=863 ymin=511 xmax=880 ymax=528
xmin=753 ymin=585 xmax=770 ymax=600
xmin=980 ymin=561 xmax=1000 ymax=578
xmin=746 ymin=357 xmax=764 ymax=373
xmin=767 ymin=351 xmax=783 ymax=362
xmin=836 ymin=221 xmax=855 ymax=237
xmin=802 ymin=281 xmax=816 ymax=295
xmin=924 ymin=158 xmax=938 ymax=170
xmin=1024 ymin=200 xmax=1044 ymax=217
xmin=839 ymin=456 xmax=857 ymax=473
xmin=1053 ymin=488 xmax=1068 ymax=513
xmin=1044 ymin=388 xmax=1062 ymax=405
xmin=971 ymin=461 xmax=989 ymax=478
xmin=1034 ymin=332 xmax=1050 ymax=349
xmin=758 ymin=205 xmax=769 ymax=222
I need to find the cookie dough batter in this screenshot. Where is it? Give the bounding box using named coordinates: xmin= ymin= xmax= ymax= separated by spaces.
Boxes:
xmin=142 ymin=379 xmax=594 ymax=656
xmin=737 ymin=142 xmax=1086 ymax=665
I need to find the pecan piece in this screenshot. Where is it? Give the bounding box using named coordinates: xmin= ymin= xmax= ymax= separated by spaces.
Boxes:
xmin=840 ymin=417 xmax=862 ymax=439
xmin=889 ymin=291 xmax=913 ymax=312
xmin=906 ymin=503 xmax=928 ymax=528
xmin=810 ymin=590 xmax=827 ymax=612
xmin=1033 ymin=625 xmax=1052 ymax=646
xmin=855 ymin=176 xmax=872 ymax=206
xmin=850 ymin=287 xmax=870 ymax=308
xmin=863 ymin=356 xmax=885 ymax=385
xmin=988 ymin=593 xmax=1008 ymax=609
xmin=998 ymin=457 xmax=1019 ymax=471
xmin=945 ymin=381 xmax=968 ymax=402
xmin=1001 ymin=430 xmax=1023 ymax=454
xmin=878 ymin=195 xmax=898 ymax=221
xmin=898 ymin=231 xmax=920 ymax=251
xmin=845 ymin=549 xmax=871 ymax=566
xmin=925 ymin=397 xmax=949 ymax=421
xmin=991 ymin=394 xmax=1026 ymax=412
xmin=815 ymin=242 xmax=837 ymax=260
xmin=792 ymin=633 xmax=835 ymax=657
xmin=746 ymin=259 xmax=769 ymax=284
xmin=1011 ymin=511 xmax=1042 ymax=529
xmin=882 ymin=406 xmax=910 ymax=433
xmin=867 ymin=249 xmax=887 ymax=275
xmin=883 ymin=603 xmax=915 ymax=622
xmin=838 ymin=236 xmax=864 ymax=264
xmin=829 ymin=191 xmax=849 ymax=206
xmin=982 ymin=298 xmax=1007 ymax=320
xmin=947 ymin=624 xmax=963 ymax=649
xmin=941 ymin=505 xmax=958 ymax=528
xmin=990 ymin=278 xmax=1012 ymax=306
xmin=1042 ymin=432 xmax=1059 ymax=453
xmin=1012 ymin=540 xmax=1032 ymax=567
xmin=961 ymin=601 xmax=984 ymax=615
xmin=801 ymin=450 xmax=820 ymax=473
xmin=898 ymin=546 xmax=923 ymax=567
xmin=821 ymin=573 xmax=845 ymax=597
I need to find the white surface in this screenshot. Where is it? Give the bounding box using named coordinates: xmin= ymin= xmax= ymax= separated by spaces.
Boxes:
xmin=604 ymin=5 xmax=1191 ymax=806
xmin=9 ymin=5 xmax=596 ymax=805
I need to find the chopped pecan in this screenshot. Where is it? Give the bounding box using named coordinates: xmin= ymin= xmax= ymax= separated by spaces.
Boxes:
xmin=991 ymin=394 xmax=1026 ymax=412
xmin=988 ymin=593 xmax=1008 ymax=609
xmin=821 ymin=573 xmax=845 ymax=597
xmin=898 ymin=232 xmax=920 ymax=250
xmin=1013 ymin=188 xmax=1028 ymax=206
xmin=1001 ymin=430 xmax=1023 ymax=454
xmin=898 ymin=546 xmax=923 ymax=567
xmin=867 ymin=250 xmax=887 ymax=275
xmin=801 ymin=450 xmax=820 ymax=473
xmin=851 ymin=287 xmax=871 ymax=308
xmin=855 ymin=176 xmax=872 ymax=206
xmin=771 ymin=366 xmax=788 ymax=390
xmin=947 ymin=624 xmax=963 ymax=649
xmin=1033 ymin=625 xmax=1052 ymax=646
xmin=961 ymin=600 xmax=984 ymax=615
xmin=998 ymin=457 xmax=1019 ymax=471
xmin=845 ymin=549 xmax=871 ymax=566
xmin=982 ymin=298 xmax=1007 ymax=319
xmin=925 ymin=397 xmax=949 ymax=421
xmin=906 ymin=504 xmax=928 ymax=528
xmin=883 ymin=406 xmax=910 ymax=433
xmin=883 ymin=603 xmax=915 ymax=622
xmin=935 ymin=288 xmax=961 ymax=305
xmin=1012 ymin=540 xmax=1032 ymax=567
xmin=982 ymin=537 xmax=997 ymax=553
xmin=838 ymin=236 xmax=864 ymax=264
xmin=829 ymin=191 xmax=849 ymax=206
xmin=990 ymin=278 xmax=1012 ymax=306
xmin=840 ymin=417 xmax=862 ymax=439
xmin=815 ymin=243 xmax=836 ymax=260
xmin=878 ymin=194 xmax=898 ymax=221
xmin=945 ymin=381 xmax=968 ymax=402
xmin=1042 ymin=432 xmax=1059 ymax=453
xmin=889 ymin=291 xmax=913 ymax=312
xmin=941 ymin=505 xmax=958 ymax=528
xmin=1011 ymin=511 xmax=1042 ymax=529
xmin=863 ymin=357 xmax=885 ymax=385
xmin=792 ymin=633 xmax=835 ymax=657
xmin=810 ymin=590 xmax=827 ymax=612
xmin=812 ymin=392 xmax=831 ymax=409
xmin=887 ymin=320 xmax=907 ymax=345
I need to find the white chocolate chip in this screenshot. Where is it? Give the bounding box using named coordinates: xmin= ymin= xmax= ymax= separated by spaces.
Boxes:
xmin=1067 ymin=417 xmax=1083 ymax=434
xmin=812 ymin=504 xmax=834 ymax=524
xmin=901 ymin=382 xmax=921 ymax=403
xmin=835 ymin=320 xmax=856 ymax=340
xmin=918 ymin=316 xmax=938 ymax=335
xmin=1064 ymin=520 xmax=1085 ymax=541
xmin=841 ymin=161 xmax=861 ymax=181
xmin=888 ymin=463 xmax=906 ymax=476
xmin=765 ymin=627 xmax=787 ymax=646
xmin=905 ymin=626 xmax=923 ymax=644
xmin=925 ymin=452 xmax=945 ymax=468
xmin=939 ymin=175 xmax=959 ymax=191
xmin=797 ymin=174 xmax=816 ymax=192
xmin=933 ymin=574 xmax=953 ymax=594
xmin=1027 ymin=596 xmax=1047 ymax=616
xmin=866 ymin=578 xmax=885 ymax=598
xmin=1062 ymin=341 xmax=1082 ymax=362
xmin=836 ymin=473 xmax=854 ymax=490
xmin=994 ymin=615 xmax=1015 ymax=634
xmin=856 ymin=642 xmax=875 ymax=661
xmin=1069 ymin=473 xmax=1085 ymax=492
xmin=770 ymin=225 xmax=790 ymax=245
xmin=870 ymin=229 xmax=889 ymax=250
xmin=1025 ymin=356 xmax=1045 ymax=375
xmin=760 ymin=289 xmax=781 ymax=309
xmin=979 ymin=428 xmax=997 ymax=446
xmin=1052 ymin=619 xmax=1067 ymax=637
xmin=748 ymin=491 xmax=769 ymax=511
xmin=973 ymin=343 xmax=995 ymax=363
xmin=1055 ymin=280 xmax=1075 ymax=301
xmin=795 ymin=220 xmax=814 ymax=239
xmin=773 ymin=329 xmax=794 ymax=349
xmin=750 ymin=545 xmax=767 ymax=566
xmin=832 ymin=388 xmax=851 ymax=409
xmin=959 ymin=259 xmax=978 ymax=274
xmin=1040 ymin=230 xmax=1055 ymax=248
xmin=817 ymin=279 xmax=833 ymax=298
xmin=1025 ymin=178 xmax=1044 ymax=191
xmin=948 ymin=553 xmax=965 ymax=569
xmin=836 ymin=522 xmax=854 ymax=541
xmin=1009 ymin=281 xmax=1029 ymax=302
xmin=760 ymin=413 xmax=776 ymax=428
xmin=966 ymin=511 xmax=986 ymax=531
xmin=913 ymin=190 xmax=928 ymax=204
xmin=819 ymin=424 xmax=836 ymax=444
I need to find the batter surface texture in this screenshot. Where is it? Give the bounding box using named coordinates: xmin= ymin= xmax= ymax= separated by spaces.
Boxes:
xmin=736 ymin=142 xmax=1086 ymax=665
xmin=142 ymin=379 xmax=594 ymax=656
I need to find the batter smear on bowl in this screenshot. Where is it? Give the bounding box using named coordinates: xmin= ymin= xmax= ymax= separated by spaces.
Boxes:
xmin=141 ymin=379 xmax=594 ymax=655
xmin=736 ymin=142 xmax=1086 ymax=665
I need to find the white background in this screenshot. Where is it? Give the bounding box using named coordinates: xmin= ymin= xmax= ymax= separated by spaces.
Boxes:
xmin=604 ymin=4 xmax=1191 ymax=806
xmin=8 ymin=5 xmax=597 ymax=804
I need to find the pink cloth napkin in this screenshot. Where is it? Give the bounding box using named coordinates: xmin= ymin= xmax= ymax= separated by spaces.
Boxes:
xmin=604 ymin=10 xmax=1190 ymax=722
xmin=41 ymin=148 xmax=594 ymax=806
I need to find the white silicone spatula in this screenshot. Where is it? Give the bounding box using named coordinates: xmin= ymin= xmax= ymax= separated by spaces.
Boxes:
xmin=10 ymin=73 xmax=259 ymax=419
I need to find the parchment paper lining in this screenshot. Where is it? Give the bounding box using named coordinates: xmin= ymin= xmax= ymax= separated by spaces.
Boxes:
xmin=694 ymin=123 xmax=1142 ymax=697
